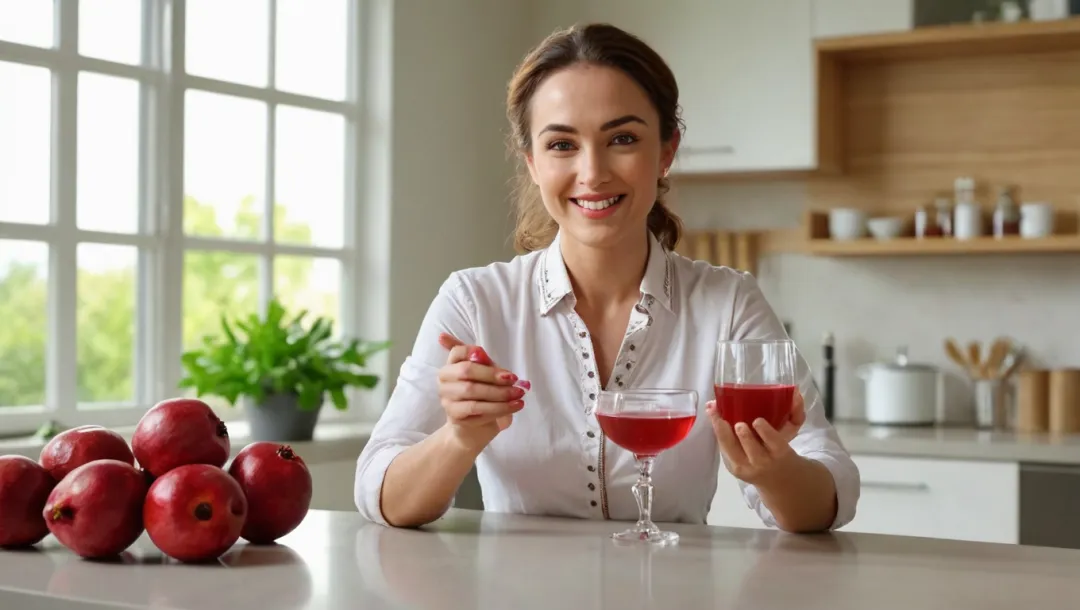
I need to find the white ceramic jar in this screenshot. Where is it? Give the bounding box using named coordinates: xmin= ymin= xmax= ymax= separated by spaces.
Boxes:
xmin=1020 ymin=202 xmax=1055 ymax=238
xmin=954 ymin=202 xmax=984 ymax=240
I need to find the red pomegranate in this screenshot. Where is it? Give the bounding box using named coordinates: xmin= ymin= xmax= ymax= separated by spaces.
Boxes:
xmin=144 ymin=463 xmax=247 ymax=563
xmin=43 ymin=459 xmax=147 ymax=558
xmin=39 ymin=425 xmax=134 ymax=481
xmin=0 ymin=455 xmax=57 ymax=548
xmin=228 ymin=442 xmax=312 ymax=544
xmin=132 ymin=398 xmax=230 ymax=477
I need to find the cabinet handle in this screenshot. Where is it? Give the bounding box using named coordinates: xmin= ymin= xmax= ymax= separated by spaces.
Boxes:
xmin=681 ymin=145 xmax=735 ymax=155
xmin=863 ymin=481 xmax=930 ymax=492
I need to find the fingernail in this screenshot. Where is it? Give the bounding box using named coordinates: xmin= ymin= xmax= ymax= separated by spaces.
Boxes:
xmin=510 ymin=399 xmax=525 ymax=409
xmin=510 ymin=386 xmax=525 ymax=399
xmin=498 ymin=372 xmax=518 ymax=383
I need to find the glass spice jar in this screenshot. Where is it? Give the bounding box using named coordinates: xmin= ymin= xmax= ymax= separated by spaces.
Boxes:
xmin=934 ymin=197 xmax=953 ymax=237
xmin=993 ymin=186 xmax=1021 ymax=238
xmin=915 ymin=205 xmax=940 ymax=238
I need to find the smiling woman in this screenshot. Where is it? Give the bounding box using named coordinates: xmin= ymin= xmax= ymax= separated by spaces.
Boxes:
xmin=506 ymin=25 xmax=683 ymax=255
xmin=355 ymin=23 xmax=860 ymax=535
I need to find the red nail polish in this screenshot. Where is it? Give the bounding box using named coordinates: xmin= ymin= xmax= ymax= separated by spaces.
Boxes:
xmin=499 ymin=372 xmax=518 ymax=382
xmin=514 ymin=379 xmax=531 ymax=391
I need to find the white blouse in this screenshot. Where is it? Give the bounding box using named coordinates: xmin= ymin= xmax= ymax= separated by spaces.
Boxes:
xmin=354 ymin=231 xmax=860 ymax=529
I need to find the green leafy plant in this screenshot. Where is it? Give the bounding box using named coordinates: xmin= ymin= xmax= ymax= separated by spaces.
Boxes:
xmin=178 ymin=298 xmax=391 ymax=411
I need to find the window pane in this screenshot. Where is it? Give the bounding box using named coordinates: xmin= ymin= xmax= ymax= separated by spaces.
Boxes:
xmin=78 ymin=73 xmax=140 ymax=233
xmin=79 ymin=0 xmax=142 ymax=65
xmin=0 ymin=61 xmax=51 ymax=224
xmin=274 ymin=256 xmax=341 ymax=333
xmin=0 ymin=240 xmax=48 ymax=408
xmin=184 ymin=91 xmax=267 ymax=240
xmin=183 ymin=251 xmax=260 ymax=349
xmin=275 ymin=106 xmax=344 ymax=248
xmin=0 ymin=0 xmax=53 ymax=48
xmin=275 ymin=0 xmax=347 ymax=100
xmin=186 ymin=0 xmax=269 ymax=87
xmin=77 ymin=244 xmax=136 ymax=404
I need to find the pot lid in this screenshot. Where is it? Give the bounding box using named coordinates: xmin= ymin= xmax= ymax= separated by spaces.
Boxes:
xmin=875 ymin=346 xmax=937 ymax=371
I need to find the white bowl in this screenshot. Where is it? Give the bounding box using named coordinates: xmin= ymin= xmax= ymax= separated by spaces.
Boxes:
xmin=828 ymin=208 xmax=867 ymax=241
xmin=867 ymin=216 xmax=905 ymax=240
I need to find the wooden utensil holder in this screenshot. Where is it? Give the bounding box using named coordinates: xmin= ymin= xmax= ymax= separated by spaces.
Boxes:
xmin=1048 ymin=369 xmax=1080 ymax=434
xmin=1017 ymin=369 xmax=1050 ymax=433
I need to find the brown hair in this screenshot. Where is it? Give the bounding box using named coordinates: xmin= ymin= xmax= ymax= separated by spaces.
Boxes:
xmin=505 ymin=23 xmax=684 ymax=253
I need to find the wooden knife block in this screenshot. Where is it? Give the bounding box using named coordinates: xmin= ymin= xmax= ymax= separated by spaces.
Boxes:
xmin=676 ymin=230 xmax=758 ymax=276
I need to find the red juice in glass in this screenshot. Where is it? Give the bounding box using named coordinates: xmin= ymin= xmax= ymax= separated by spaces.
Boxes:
xmin=713 ymin=383 xmax=795 ymax=430
xmin=596 ymin=410 xmax=697 ymax=457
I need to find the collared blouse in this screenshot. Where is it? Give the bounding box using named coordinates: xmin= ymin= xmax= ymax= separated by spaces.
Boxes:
xmin=354 ymin=231 xmax=860 ymax=528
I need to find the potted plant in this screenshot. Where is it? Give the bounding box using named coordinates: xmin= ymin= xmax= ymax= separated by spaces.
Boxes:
xmin=178 ymin=298 xmax=391 ymax=442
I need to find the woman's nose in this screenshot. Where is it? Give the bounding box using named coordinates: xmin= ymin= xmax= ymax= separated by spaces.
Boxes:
xmin=576 ymin=146 xmax=612 ymax=187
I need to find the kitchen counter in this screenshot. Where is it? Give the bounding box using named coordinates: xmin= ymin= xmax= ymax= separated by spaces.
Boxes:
xmin=2 ymin=508 xmax=1080 ymax=609
xmin=834 ymin=421 xmax=1080 ymax=464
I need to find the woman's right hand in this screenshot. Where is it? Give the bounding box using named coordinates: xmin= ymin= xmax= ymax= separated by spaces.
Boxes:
xmin=437 ymin=333 xmax=528 ymax=453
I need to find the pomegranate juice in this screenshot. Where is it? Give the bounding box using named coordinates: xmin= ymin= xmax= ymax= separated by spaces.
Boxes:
xmin=713 ymin=383 xmax=796 ymax=430
xmin=596 ymin=411 xmax=696 ymax=457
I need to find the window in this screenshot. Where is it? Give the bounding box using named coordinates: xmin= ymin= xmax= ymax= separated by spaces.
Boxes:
xmin=0 ymin=0 xmax=363 ymax=435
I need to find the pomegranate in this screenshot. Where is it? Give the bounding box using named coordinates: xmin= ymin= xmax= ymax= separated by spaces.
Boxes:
xmin=43 ymin=459 xmax=147 ymax=558
xmin=144 ymin=463 xmax=247 ymax=562
xmin=0 ymin=455 xmax=56 ymax=548
xmin=468 ymin=347 xmax=530 ymax=390
xmin=132 ymin=398 xmax=230 ymax=477
xmin=228 ymin=442 xmax=312 ymax=544
xmin=466 ymin=346 xmax=492 ymax=365
xmin=39 ymin=425 xmax=134 ymax=481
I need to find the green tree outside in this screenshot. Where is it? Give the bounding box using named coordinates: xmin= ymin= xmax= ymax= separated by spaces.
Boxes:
xmin=0 ymin=196 xmax=336 ymax=408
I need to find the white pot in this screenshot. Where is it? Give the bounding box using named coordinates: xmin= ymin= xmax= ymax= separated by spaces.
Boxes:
xmin=857 ymin=347 xmax=940 ymax=425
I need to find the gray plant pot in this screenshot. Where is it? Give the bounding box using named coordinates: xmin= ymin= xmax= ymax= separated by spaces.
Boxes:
xmin=242 ymin=393 xmax=322 ymax=442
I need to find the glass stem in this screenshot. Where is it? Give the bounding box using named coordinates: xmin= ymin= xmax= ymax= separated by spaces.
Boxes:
xmin=632 ymin=456 xmax=656 ymax=531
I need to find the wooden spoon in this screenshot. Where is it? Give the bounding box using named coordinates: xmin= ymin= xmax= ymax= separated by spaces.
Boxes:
xmin=967 ymin=341 xmax=983 ymax=379
xmin=944 ymin=338 xmax=970 ymax=375
xmin=983 ymin=338 xmax=1011 ymax=378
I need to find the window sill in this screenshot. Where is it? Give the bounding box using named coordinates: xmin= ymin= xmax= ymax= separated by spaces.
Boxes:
xmin=0 ymin=420 xmax=376 ymax=467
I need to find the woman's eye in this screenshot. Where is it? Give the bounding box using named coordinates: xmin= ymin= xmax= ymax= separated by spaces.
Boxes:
xmin=612 ymin=134 xmax=638 ymax=145
xmin=548 ymin=140 xmax=574 ymax=151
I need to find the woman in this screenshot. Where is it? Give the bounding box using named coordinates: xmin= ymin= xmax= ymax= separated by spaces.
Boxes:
xmin=354 ymin=23 xmax=860 ymax=532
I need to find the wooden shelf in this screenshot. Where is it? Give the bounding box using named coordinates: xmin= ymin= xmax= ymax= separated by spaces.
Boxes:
xmin=816 ymin=16 xmax=1080 ymax=62
xmin=803 ymin=235 xmax=1080 ymax=257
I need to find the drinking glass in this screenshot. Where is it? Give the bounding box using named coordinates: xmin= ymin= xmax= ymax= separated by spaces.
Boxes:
xmin=594 ymin=388 xmax=699 ymax=545
xmin=714 ymin=339 xmax=798 ymax=432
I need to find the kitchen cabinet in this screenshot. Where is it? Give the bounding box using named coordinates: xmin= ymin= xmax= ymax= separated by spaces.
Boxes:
xmin=531 ymin=0 xmax=816 ymax=174
xmin=707 ymin=454 xmax=1019 ymax=544
xmin=812 ymin=0 xmax=914 ymax=38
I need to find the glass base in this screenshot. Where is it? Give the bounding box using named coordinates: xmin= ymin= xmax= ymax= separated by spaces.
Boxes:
xmin=611 ymin=523 xmax=680 ymax=546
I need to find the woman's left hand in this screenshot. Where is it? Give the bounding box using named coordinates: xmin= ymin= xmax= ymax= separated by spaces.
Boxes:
xmin=705 ymin=391 xmax=807 ymax=486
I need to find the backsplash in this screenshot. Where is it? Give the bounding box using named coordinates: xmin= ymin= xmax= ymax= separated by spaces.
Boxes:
xmin=671 ymin=179 xmax=1080 ymax=421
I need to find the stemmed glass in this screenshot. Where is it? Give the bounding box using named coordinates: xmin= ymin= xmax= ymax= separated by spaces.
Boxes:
xmin=714 ymin=339 xmax=798 ymax=432
xmin=594 ymin=388 xmax=699 ymax=545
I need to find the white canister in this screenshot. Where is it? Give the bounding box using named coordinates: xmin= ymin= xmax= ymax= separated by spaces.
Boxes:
xmin=857 ymin=347 xmax=940 ymax=425
xmin=1020 ymin=202 xmax=1055 ymax=238
xmin=1029 ymin=0 xmax=1069 ymax=21
xmin=828 ymin=208 xmax=866 ymax=241
xmin=953 ymin=202 xmax=984 ymax=240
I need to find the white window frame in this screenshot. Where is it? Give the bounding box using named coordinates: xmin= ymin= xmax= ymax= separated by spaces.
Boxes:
xmin=0 ymin=0 xmax=383 ymax=437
